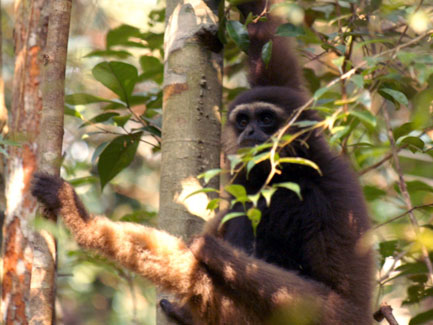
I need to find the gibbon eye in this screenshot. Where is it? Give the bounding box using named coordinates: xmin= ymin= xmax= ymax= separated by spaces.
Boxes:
xmin=259 ymin=112 xmax=275 ymax=127
xmin=236 ymin=114 xmax=249 ymax=129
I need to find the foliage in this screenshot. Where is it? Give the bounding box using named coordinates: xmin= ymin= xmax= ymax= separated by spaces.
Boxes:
xmin=63 ymin=0 xmax=433 ymax=324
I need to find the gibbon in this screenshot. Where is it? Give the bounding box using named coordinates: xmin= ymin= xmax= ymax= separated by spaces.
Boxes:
xmin=32 ymin=0 xmax=373 ymax=324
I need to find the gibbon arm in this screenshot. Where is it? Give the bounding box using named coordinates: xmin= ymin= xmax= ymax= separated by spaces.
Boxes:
xmin=31 ymin=174 xmax=202 ymax=296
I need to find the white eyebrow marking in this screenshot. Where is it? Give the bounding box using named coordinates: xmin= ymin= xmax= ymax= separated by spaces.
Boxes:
xmin=228 ymin=102 xmax=286 ymax=123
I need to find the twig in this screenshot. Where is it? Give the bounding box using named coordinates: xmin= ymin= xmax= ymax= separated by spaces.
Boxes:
xmin=374 ymin=303 xmax=399 ymax=325
xmin=358 ymin=145 xmax=408 ymax=176
xmin=374 ymin=203 xmax=433 ymax=229
xmin=383 ymin=105 xmax=433 ymax=284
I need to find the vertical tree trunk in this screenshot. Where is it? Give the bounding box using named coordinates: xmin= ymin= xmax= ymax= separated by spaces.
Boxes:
xmin=30 ymin=0 xmax=72 ymax=323
xmin=158 ymin=0 xmax=223 ymax=323
xmin=1 ymin=0 xmax=49 ymax=323
xmin=0 ymin=0 xmax=7 ymax=135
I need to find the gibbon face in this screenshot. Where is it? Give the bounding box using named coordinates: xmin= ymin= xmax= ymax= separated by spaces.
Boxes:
xmin=228 ymin=102 xmax=288 ymax=147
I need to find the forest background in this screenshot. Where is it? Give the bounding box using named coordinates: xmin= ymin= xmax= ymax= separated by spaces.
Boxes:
xmin=0 ymin=0 xmax=433 ymax=324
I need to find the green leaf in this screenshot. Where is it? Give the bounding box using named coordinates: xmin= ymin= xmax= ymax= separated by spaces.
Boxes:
xmin=261 ymin=40 xmax=272 ymax=67
xmin=80 ymin=112 xmax=119 ymax=128
xmin=225 ymin=184 xmax=248 ymax=203
xmin=274 ymin=182 xmax=302 ymax=200
xmin=64 ymin=107 xmax=83 ymax=119
xmin=261 ymin=187 xmax=277 ymax=207
xmin=406 ymin=180 xmax=433 ymax=193
xmin=85 ymin=50 xmax=132 ymax=59
xmin=332 ymin=56 xmax=345 ymax=73
xmin=139 ymin=56 xmax=163 ymax=84
xmin=350 ymin=74 xmax=364 ymax=88
xmin=92 ymin=61 xmax=138 ymax=105
xmin=247 ymin=151 xmax=270 ymax=175
xmin=379 ymin=240 xmax=398 ymax=259
xmin=106 ymin=24 xmax=143 ymax=48
xmin=349 ymin=110 xmax=377 ymax=128
xmin=69 ymin=176 xmax=99 ymax=187
xmin=401 ymin=136 xmax=424 ymax=153
xmin=276 ymin=23 xmax=305 ymax=37
xmin=248 ymin=193 xmax=260 ymax=207
xmin=393 ymin=122 xmax=415 ymax=140
xmin=198 ymin=168 xmax=222 ymax=184
xmin=65 ymin=93 xmax=117 ymax=105
xmin=112 ymin=115 xmax=131 ymax=127
xmin=380 ymin=88 xmax=409 ymax=106
xmin=226 ymin=20 xmax=250 ymax=52
xmin=409 ymin=308 xmax=433 ymax=325
xmin=278 ymin=157 xmax=322 ymax=175
xmin=363 ymin=185 xmax=386 ymax=201
xmin=219 ymin=212 xmax=245 ymax=228
xmin=207 ymin=198 xmax=221 ymax=211
xmin=184 ymin=188 xmax=219 ymax=200
xmin=228 ymin=154 xmax=243 ymax=174
xmin=247 ymin=208 xmax=262 ymax=237
xmin=92 ymin=141 xmax=109 ymax=165
xmin=97 ymin=132 xmax=142 ymax=189
xmin=313 ymin=87 xmax=329 ymax=100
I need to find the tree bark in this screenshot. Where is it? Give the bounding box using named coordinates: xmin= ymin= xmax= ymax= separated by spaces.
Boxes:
xmin=158 ymin=0 xmax=223 ymax=323
xmin=1 ymin=0 xmax=49 ymax=323
xmin=29 ymin=0 xmax=72 ymax=323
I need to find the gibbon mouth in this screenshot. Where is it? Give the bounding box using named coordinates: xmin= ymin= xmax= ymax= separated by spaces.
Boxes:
xmin=239 ymin=139 xmax=263 ymax=148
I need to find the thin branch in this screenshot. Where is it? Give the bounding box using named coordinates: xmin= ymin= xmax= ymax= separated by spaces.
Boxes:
xmin=358 ymin=145 xmax=408 ymax=176
xmin=374 ymin=203 xmax=433 ymax=230
xmin=374 ymin=303 xmax=399 ymax=325
xmin=383 ymin=105 xmax=433 ymax=284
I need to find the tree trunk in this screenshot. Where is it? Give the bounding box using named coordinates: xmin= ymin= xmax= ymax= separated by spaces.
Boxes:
xmin=1 ymin=0 xmax=48 ymax=323
xmin=29 ymin=0 xmax=72 ymax=323
xmin=158 ymin=0 xmax=223 ymax=323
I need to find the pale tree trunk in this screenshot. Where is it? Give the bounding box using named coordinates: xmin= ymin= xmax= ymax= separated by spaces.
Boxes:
xmin=0 ymin=0 xmax=7 ymax=135
xmin=158 ymin=0 xmax=223 ymax=323
xmin=1 ymin=0 xmax=51 ymax=323
xmin=30 ymin=0 xmax=71 ymax=323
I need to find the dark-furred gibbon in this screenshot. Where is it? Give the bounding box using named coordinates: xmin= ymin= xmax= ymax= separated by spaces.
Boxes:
xmin=31 ymin=1 xmax=373 ymax=324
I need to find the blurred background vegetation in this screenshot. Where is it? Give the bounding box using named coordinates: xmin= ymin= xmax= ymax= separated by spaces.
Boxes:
xmin=1 ymin=0 xmax=433 ymax=324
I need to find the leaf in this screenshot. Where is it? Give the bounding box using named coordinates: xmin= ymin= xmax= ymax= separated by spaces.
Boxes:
xmin=219 ymin=212 xmax=245 ymax=228
xmin=379 ymin=240 xmax=398 ymax=259
xmin=349 ymin=110 xmax=377 ymax=128
xmin=363 ymin=185 xmax=386 ymax=201
xmin=261 ymin=40 xmax=272 ymax=67
xmin=228 ymin=154 xmax=243 ymax=174
xmin=313 ymin=87 xmax=329 ymax=100
xmin=350 ymin=74 xmax=364 ymax=88
xmin=261 ymin=187 xmax=277 ymax=207
xmin=246 ymin=151 xmax=270 ymax=175
xmin=92 ymin=61 xmax=138 ymax=105
xmin=65 ymin=93 xmax=116 ymax=105
xmin=85 ymin=50 xmax=132 ymax=59
xmin=380 ymin=88 xmax=409 ymax=106
xmin=106 ymin=24 xmax=143 ymax=48
xmin=276 ymin=23 xmax=305 ymax=37
xmin=69 ymin=176 xmax=99 ymax=187
xmin=92 ymin=141 xmax=109 ymax=165
xmin=226 ymin=20 xmax=250 ymax=52
xmin=207 ymin=198 xmax=221 ymax=211
xmin=274 ymin=182 xmax=302 ymax=200
xmin=97 ymin=132 xmax=142 ymax=189
xmin=139 ymin=56 xmax=163 ymax=84
xmin=64 ymin=107 xmax=83 ymax=119
xmin=409 ymin=308 xmax=433 ymax=325
xmin=393 ymin=122 xmax=415 ymax=140
xmin=112 ymin=115 xmax=131 ymax=127
xmin=225 ymin=184 xmax=248 ymax=203
xmin=406 ymin=180 xmax=433 ymax=193
xmin=401 ymin=136 xmax=424 ymax=153
xmin=247 ymin=208 xmax=262 ymax=237
xmin=278 ymin=157 xmax=322 ymax=175
xmin=198 ymin=169 xmax=222 ymax=184
xmin=184 ymin=188 xmax=219 ymax=200
xmin=80 ymin=112 xmax=119 ymax=128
